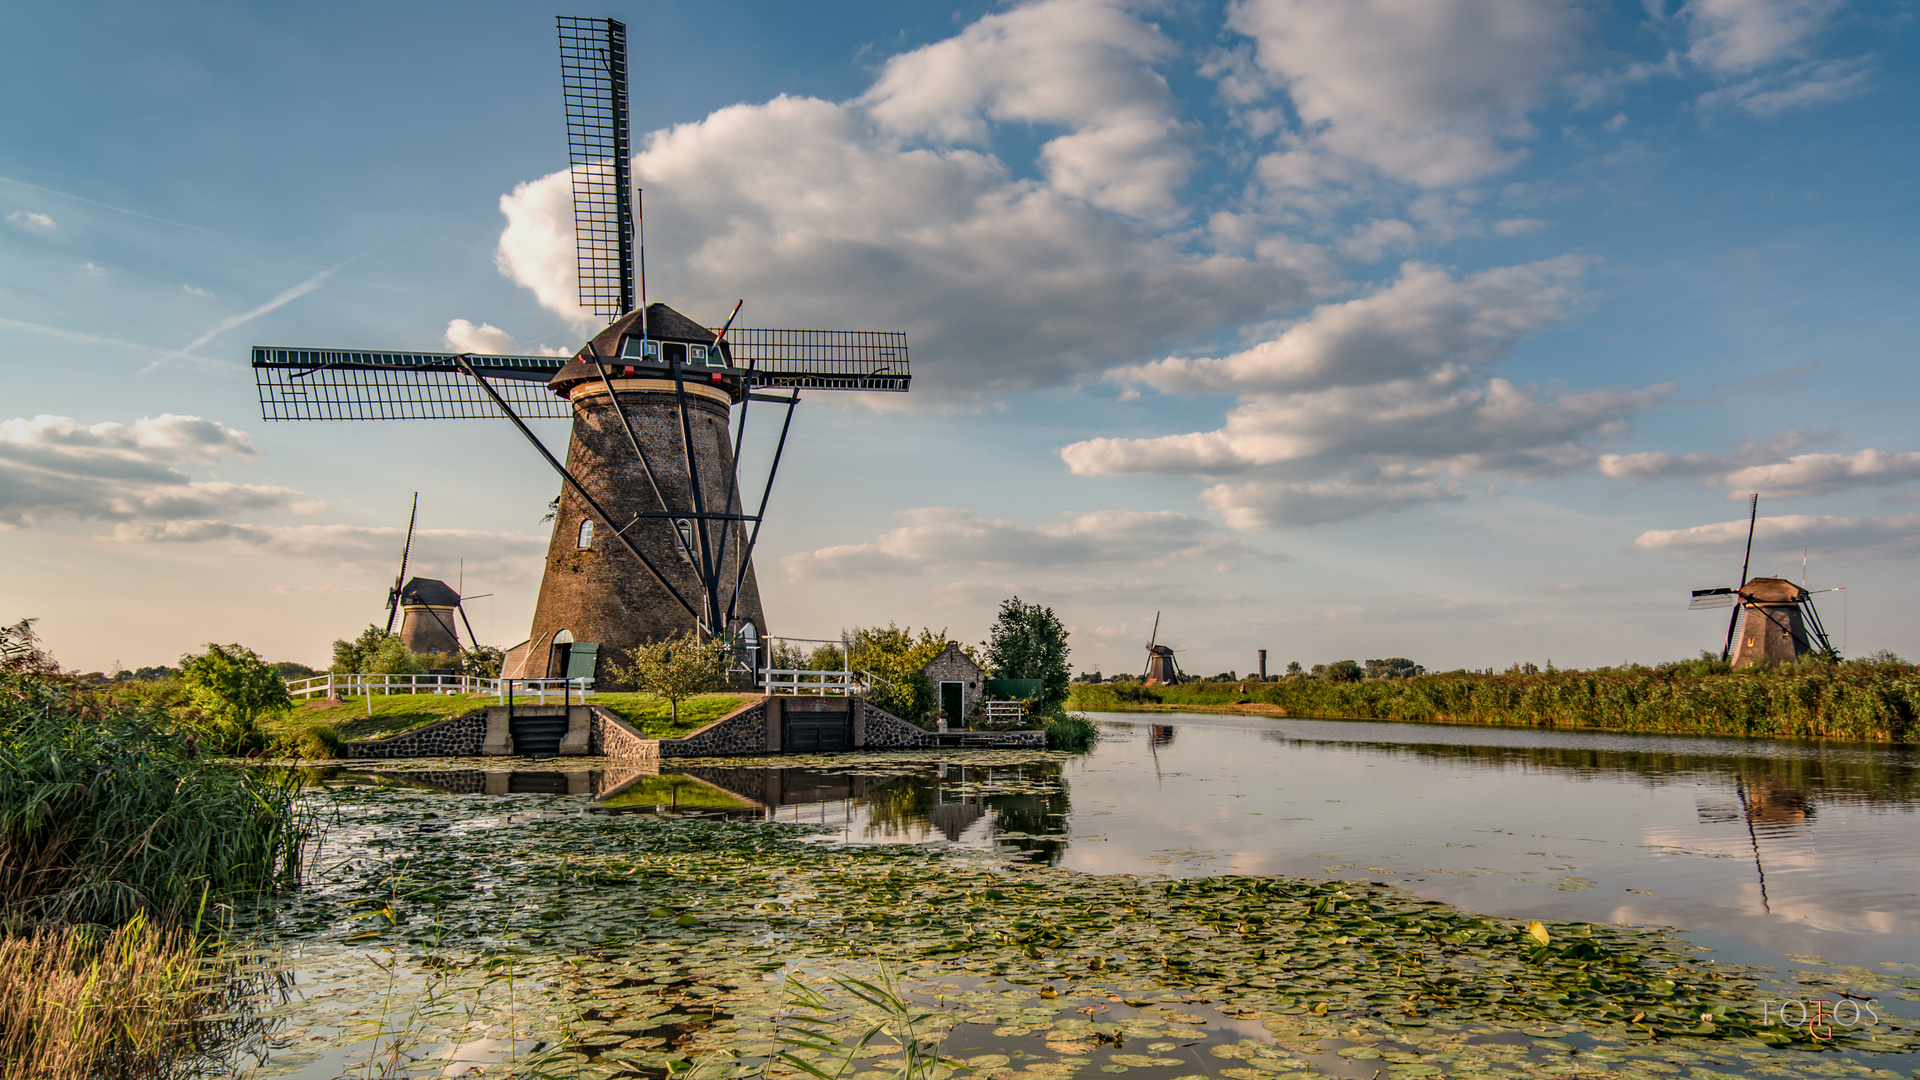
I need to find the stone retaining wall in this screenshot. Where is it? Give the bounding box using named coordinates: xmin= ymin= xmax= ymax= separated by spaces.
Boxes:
xmin=590 ymin=707 xmax=659 ymax=758
xmin=860 ymin=701 xmax=937 ymax=748
xmin=659 ymin=698 xmax=769 ymax=757
xmin=346 ymin=710 xmax=489 ymax=759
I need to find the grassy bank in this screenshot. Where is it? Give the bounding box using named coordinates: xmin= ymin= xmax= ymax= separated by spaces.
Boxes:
xmin=1068 ymin=661 xmax=1920 ymax=742
xmin=0 ymin=916 xmax=206 ymax=1080
xmin=266 ymin=690 xmax=749 ymax=751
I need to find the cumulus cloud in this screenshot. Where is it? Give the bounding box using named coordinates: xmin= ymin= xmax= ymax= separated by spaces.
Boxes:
xmin=1226 ymin=0 xmax=1590 ymax=187
xmin=113 ymin=520 xmax=547 ymax=577
xmin=1637 ymin=511 xmax=1920 ymax=559
xmin=1723 ymin=449 xmax=1920 ymax=498
xmin=498 ymin=95 xmax=1305 ymax=399
xmin=444 ymin=319 xmax=570 ymax=357
xmin=1684 ymin=0 xmax=1842 ymax=73
xmin=1597 ymin=429 xmax=1816 ymax=482
xmin=6 ymin=210 xmax=56 ymax=232
xmin=0 ymin=413 xmax=315 ymax=527
xmin=780 ymin=506 xmax=1269 ymax=580
xmin=1061 ymin=259 xmax=1667 ymax=527
xmin=860 ymin=0 xmax=1190 ymax=217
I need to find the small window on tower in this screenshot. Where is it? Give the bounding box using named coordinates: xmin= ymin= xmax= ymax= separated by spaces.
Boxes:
xmin=621 ymin=337 xmax=658 ymax=361
xmin=690 ymin=344 xmax=708 ymax=365
xmin=577 ymin=519 xmax=593 ymax=550
xmin=676 ymin=519 xmax=693 ymax=556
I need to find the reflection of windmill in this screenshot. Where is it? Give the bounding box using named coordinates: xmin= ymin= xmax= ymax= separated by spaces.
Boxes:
xmin=1689 ymin=495 xmax=1837 ymax=665
xmin=1142 ymin=612 xmax=1183 ymax=685
xmin=250 ymin=18 xmax=909 ymax=683
xmin=382 ymin=494 xmax=483 ymax=655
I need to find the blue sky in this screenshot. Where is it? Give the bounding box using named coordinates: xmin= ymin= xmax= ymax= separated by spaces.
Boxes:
xmin=3 ymin=0 xmax=1915 ymax=676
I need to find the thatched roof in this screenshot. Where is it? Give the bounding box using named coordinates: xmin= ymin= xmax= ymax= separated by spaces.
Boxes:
xmin=547 ymin=302 xmax=735 ymax=396
xmin=1740 ymin=577 xmax=1807 ymax=604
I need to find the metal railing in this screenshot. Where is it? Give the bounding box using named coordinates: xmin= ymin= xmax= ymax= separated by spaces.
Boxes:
xmin=759 ymin=669 xmax=868 ymax=696
xmin=285 ymin=672 xmax=594 ymax=703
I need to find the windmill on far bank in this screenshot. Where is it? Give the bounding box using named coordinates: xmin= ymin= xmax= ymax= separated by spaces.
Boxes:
xmin=251 ymin=17 xmax=910 ymax=684
xmin=1142 ymin=612 xmax=1184 ymax=685
xmin=1689 ymin=494 xmax=1838 ymax=665
xmin=383 ymin=493 xmax=483 ymax=656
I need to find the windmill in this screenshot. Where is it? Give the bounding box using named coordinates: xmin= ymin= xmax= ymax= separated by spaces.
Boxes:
xmin=1688 ymin=495 xmax=1836 ymax=665
xmin=250 ymin=17 xmax=910 ymax=685
xmin=1141 ymin=612 xmax=1183 ymax=685
xmin=381 ymin=493 xmax=483 ymax=656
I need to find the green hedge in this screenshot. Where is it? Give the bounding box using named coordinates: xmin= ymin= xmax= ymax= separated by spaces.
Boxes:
xmin=1069 ymin=664 xmax=1920 ymax=742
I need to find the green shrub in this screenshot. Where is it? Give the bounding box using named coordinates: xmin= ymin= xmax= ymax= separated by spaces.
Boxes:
xmin=1043 ymin=714 xmax=1099 ymax=752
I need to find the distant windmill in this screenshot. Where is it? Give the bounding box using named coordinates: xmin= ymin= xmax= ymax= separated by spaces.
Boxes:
xmin=1142 ymin=612 xmax=1184 ymax=685
xmin=382 ymin=494 xmax=482 ymax=656
xmin=250 ymin=17 xmax=910 ymax=684
xmin=1689 ymin=495 xmax=1837 ymax=665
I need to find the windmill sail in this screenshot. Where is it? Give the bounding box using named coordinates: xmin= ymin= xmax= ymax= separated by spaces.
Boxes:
xmin=1689 ymin=588 xmax=1737 ymax=610
xmin=558 ymin=16 xmax=633 ymax=317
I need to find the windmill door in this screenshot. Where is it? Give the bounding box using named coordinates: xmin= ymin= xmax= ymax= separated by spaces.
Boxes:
xmin=783 ymin=705 xmax=851 ymax=752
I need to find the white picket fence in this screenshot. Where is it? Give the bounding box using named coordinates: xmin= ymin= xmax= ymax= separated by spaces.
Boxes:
xmin=286 ymin=673 xmax=593 ymax=704
xmin=757 ymin=668 xmax=868 ymax=696
xmin=984 ymin=700 xmax=1027 ymax=723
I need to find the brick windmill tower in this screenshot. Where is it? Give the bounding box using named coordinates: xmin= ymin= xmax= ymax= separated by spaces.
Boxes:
xmin=251 ymin=17 xmax=910 ymax=683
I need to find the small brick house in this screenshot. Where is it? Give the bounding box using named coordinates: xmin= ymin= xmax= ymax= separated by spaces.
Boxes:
xmin=922 ymin=642 xmax=985 ymax=724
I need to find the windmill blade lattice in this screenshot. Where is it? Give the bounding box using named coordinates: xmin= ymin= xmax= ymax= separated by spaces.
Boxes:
xmin=558 ymin=16 xmax=633 ymax=318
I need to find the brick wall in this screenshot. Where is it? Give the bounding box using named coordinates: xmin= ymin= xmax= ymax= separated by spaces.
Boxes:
xmin=346 ymin=710 xmax=489 ymax=759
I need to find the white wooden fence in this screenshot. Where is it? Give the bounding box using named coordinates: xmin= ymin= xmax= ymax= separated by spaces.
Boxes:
xmin=286 ymin=673 xmax=593 ymax=704
xmin=757 ymin=668 xmax=868 ymax=695
xmin=984 ymin=700 xmax=1027 ymax=723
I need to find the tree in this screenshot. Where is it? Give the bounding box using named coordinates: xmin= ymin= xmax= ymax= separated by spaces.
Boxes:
xmin=610 ymin=631 xmax=728 ymax=726
xmin=1322 ymin=659 xmax=1363 ymax=683
xmin=180 ymin=643 xmax=292 ymax=753
xmin=846 ymin=624 xmax=958 ymax=723
xmin=984 ymin=596 xmax=1071 ymax=717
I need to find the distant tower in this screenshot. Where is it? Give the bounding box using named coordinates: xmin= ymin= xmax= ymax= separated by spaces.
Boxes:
xmin=1728 ymin=578 xmax=1821 ymax=666
xmin=397 ymin=578 xmax=465 ymax=654
xmin=1689 ymin=496 xmax=1835 ymax=667
xmin=1141 ymin=612 xmax=1183 ymax=685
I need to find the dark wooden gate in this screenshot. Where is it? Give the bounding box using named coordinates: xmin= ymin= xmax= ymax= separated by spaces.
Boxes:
xmin=783 ymin=706 xmax=851 ymax=752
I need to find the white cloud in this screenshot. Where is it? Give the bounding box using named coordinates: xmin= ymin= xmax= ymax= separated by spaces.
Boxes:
xmin=1723 ymin=449 xmax=1920 ymax=498
xmin=81 ymin=262 xmax=104 ymax=276
xmin=1637 ymin=511 xmax=1920 ymax=559
xmin=183 ymin=284 xmax=214 ymax=298
xmin=1696 ymin=57 xmax=1871 ymax=115
xmin=1597 ymin=429 xmax=1816 ymax=481
xmin=6 ymin=210 xmax=55 ymax=232
xmin=1061 ymin=259 xmax=1667 ymax=527
xmin=860 ymin=0 xmax=1191 ymax=217
xmin=1227 ymin=0 xmax=1591 ymax=186
xmin=1493 ymin=218 xmax=1548 ymax=235
xmin=498 ymin=95 xmax=1306 ymax=400
xmin=0 ymin=413 xmax=318 ymax=527
xmin=1685 ymin=0 xmax=1841 ymax=72
xmin=113 ymin=520 xmax=547 ymax=578
xmin=443 ymin=319 xmax=570 ymax=357
xmin=780 ymin=506 xmax=1269 ymax=580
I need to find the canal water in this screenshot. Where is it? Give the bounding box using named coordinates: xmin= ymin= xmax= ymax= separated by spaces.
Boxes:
xmin=220 ymin=713 xmax=1920 ymax=1078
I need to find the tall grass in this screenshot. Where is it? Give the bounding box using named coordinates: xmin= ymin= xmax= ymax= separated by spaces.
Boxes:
xmin=0 ymin=671 xmax=312 ymax=927
xmin=0 ymin=914 xmax=207 ymax=1080
xmin=1069 ymin=662 xmax=1920 ymax=742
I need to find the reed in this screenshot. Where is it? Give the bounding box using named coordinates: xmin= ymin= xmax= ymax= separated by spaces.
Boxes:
xmin=0 ymin=914 xmax=206 ymax=1080
xmin=1070 ymin=662 xmax=1920 ymax=742
xmin=0 ymin=671 xmax=313 ymax=927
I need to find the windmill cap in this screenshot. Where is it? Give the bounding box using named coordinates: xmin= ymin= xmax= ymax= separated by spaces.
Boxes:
xmin=400 ymin=577 xmax=461 ymax=606
xmin=1740 ymin=577 xmax=1808 ymax=603
xmin=547 ymin=303 xmax=734 ymax=396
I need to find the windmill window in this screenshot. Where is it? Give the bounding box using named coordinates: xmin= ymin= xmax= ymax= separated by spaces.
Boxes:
xmin=676 ymin=519 xmax=693 ymax=555
xmin=621 ymin=337 xmax=659 ymax=361
xmin=577 ymin=519 xmax=593 ymax=549
xmin=690 ymin=344 xmax=708 ymax=365
xmin=663 ymin=342 xmax=687 ymax=366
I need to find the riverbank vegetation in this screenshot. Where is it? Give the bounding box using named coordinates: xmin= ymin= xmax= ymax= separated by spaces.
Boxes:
xmin=0 ymin=665 xmax=316 ymax=1076
xmin=1068 ymin=656 xmax=1920 ymax=742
